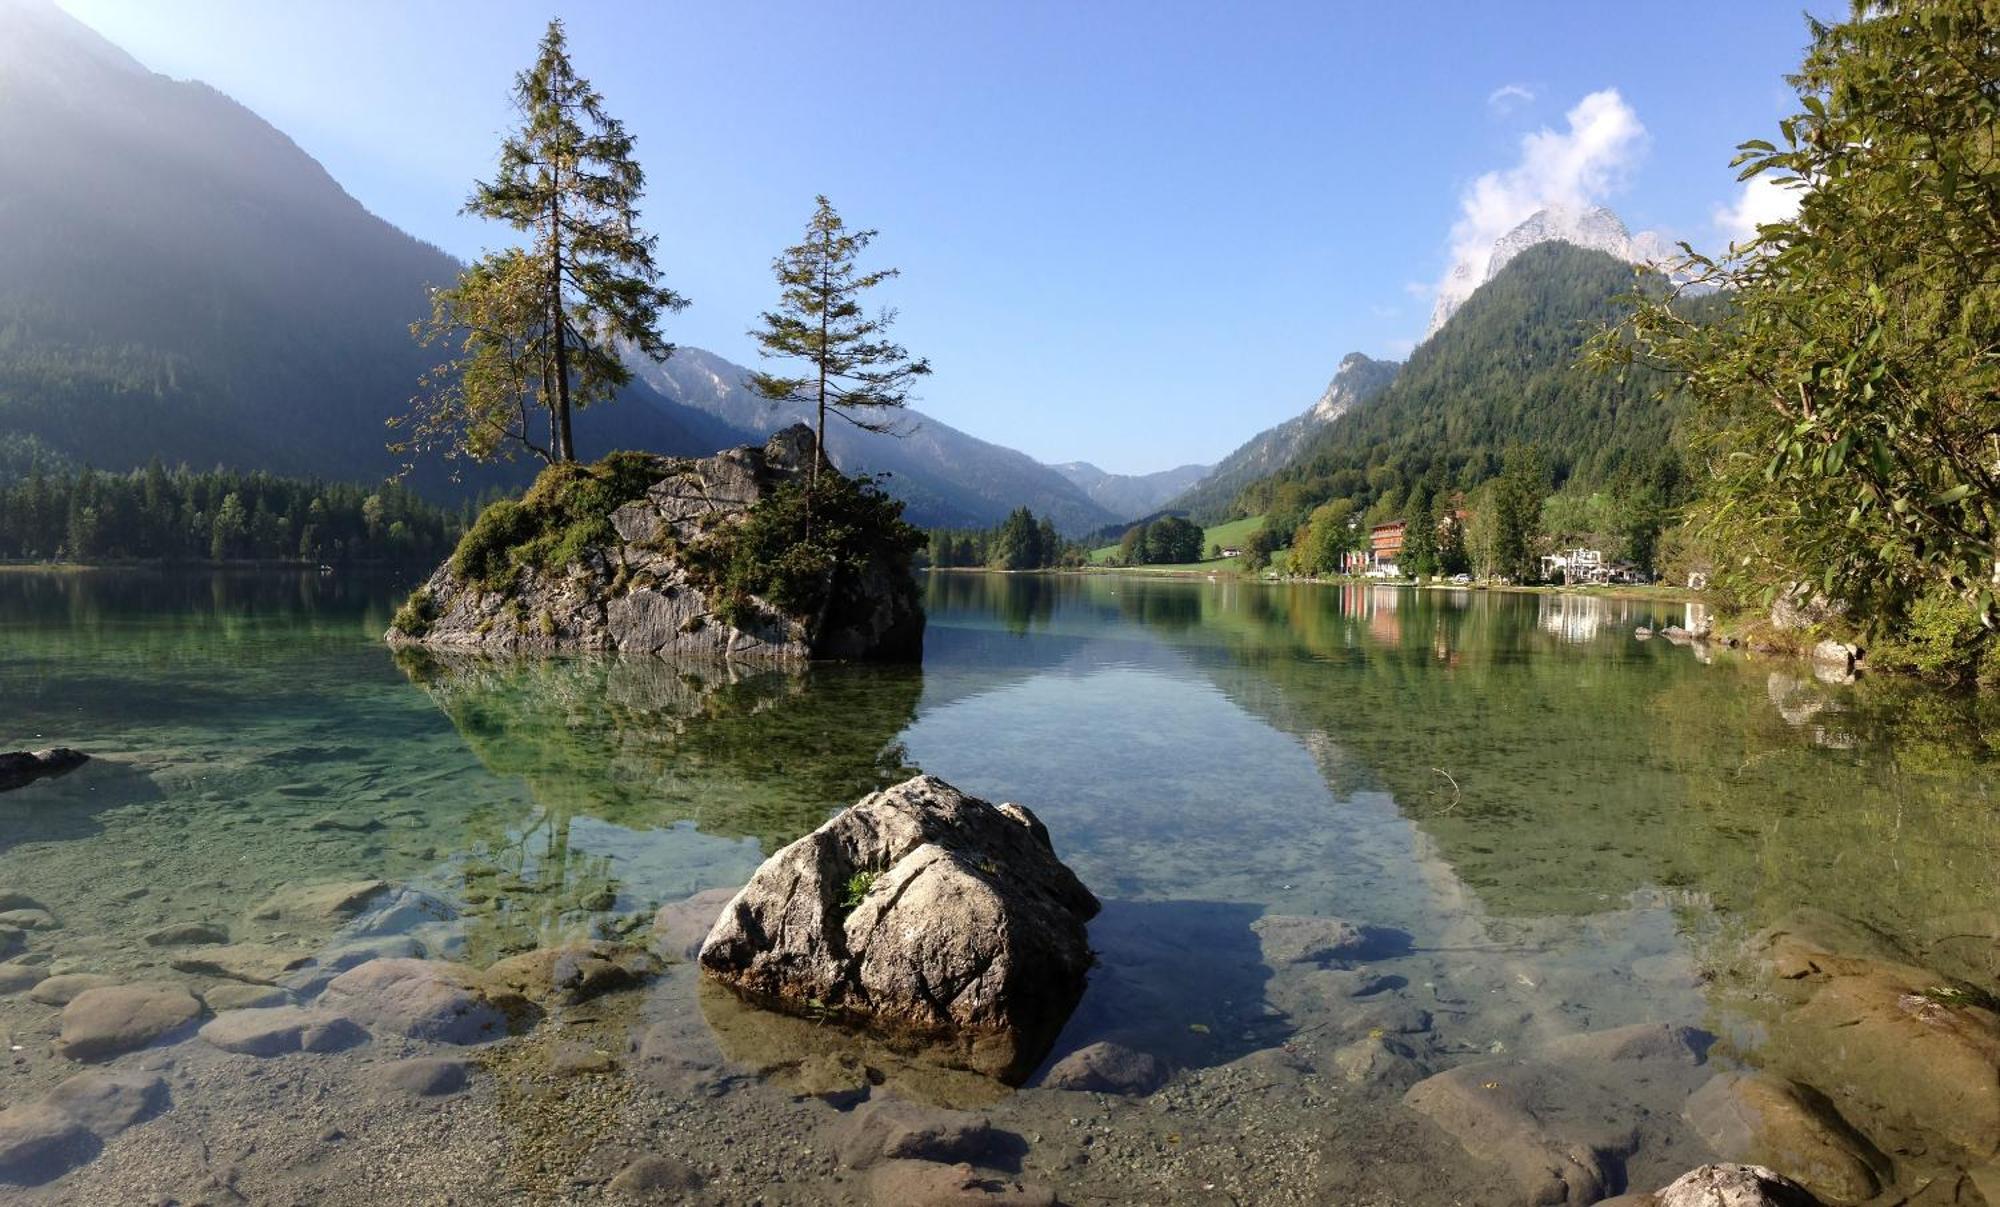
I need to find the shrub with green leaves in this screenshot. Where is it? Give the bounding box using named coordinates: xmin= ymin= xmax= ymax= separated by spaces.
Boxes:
xmin=688 ymin=470 xmax=924 ymax=630
xmin=1596 ymin=2 xmax=2000 ymax=643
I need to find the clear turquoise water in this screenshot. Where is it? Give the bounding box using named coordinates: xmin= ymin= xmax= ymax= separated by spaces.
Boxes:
xmin=0 ymin=569 xmax=1994 ymax=1203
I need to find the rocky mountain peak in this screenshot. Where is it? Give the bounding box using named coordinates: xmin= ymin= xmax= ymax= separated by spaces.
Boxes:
xmin=1425 ymin=204 xmax=1649 ymax=338
xmin=1309 ymin=353 xmax=1399 ymax=423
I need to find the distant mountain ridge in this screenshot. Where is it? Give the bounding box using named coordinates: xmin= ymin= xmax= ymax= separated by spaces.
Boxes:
xmin=1235 ymin=241 xmax=1684 ymax=521
xmin=628 ymin=348 xmax=1119 ymax=534
xmin=0 ymin=0 xmax=737 ymax=492
xmin=1167 ymin=352 xmax=1401 ymax=521
xmin=1049 ymin=460 xmax=1211 ymax=522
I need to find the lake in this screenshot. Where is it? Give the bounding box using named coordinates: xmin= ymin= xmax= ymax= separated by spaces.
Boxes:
xmin=0 ymin=569 xmax=1994 ymax=1204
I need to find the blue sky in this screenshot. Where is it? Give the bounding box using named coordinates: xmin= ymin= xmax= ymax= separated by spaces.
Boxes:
xmin=58 ymin=0 xmax=1832 ymax=475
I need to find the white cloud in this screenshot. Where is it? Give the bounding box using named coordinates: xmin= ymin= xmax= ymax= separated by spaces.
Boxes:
xmin=1431 ymin=89 xmax=1649 ymax=324
xmin=1486 ymin=83 xmax=1535 ymax=114
xmin=1713 ymin=174 xmax=1802 ymax=246
xmin=1402 ymin=280 xmax=1432 ymax=300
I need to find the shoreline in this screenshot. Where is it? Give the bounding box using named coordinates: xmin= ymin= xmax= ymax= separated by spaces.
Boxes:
xmin=934 ymin=563 xmax=1703 ymax=606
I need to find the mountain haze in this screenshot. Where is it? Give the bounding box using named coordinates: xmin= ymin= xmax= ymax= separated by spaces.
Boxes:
xmin=0 ymin=0 xmax=752 ymax=490
xmin=628 ymin=348 xmax=1119 ymax=534
xmin=1168 ymin=352 xmax=1400 ymax=521
xmin=1048 ymin=461 xmax=1211 ymax=521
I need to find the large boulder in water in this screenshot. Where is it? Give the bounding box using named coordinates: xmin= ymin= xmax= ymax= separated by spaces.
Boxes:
xmin=385 ymin=426 xmax=924 ymax=661
xmin=699 ymin=775 xmax=1099 ymax=1081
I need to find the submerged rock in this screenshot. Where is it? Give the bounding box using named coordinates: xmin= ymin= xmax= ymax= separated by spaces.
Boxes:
xmin=1039 ymin=1040 xmax=1167 ymax=1096
xmin=0 ymin=748 xmax=88 ymax=792
xmin=386 ymin=426 xmax=925 ymax=661
xmin=142 ymin=922 xmax=229 ymax=947
xmin=370 ymin=1056 xmax=471 ymax=1099
xmin=606 ymin=1154 xmax=705 ymax=1198
xmin=249 ymin=880 xmax=390 ymax=926
xmin=1747 ymin=913 xmax=2000 ymax=1167
xmin=0 ymin=1103 xmax=91 ymax=1186
xmin=1685 ymin=1072 xmax=1887 ymax=1205
xmin=1403 ymin=1022 xmax=1714 ymax=1204
xmin=55 ymin=982 xmax=203 ymax=1061
xmin=1251 ymin=914 xmax=1408 ymax=966
xmin=652 ymin=886 xmax=740 ymax=960
xmin=170 ymin=942 xmax=313 ymax=985
xmin=481 ymin=941 xmax=654 ymax=1008
xmin=42 ymin=1071 xmax=167 ymax=1138
xmin=320 ymin=958 xmax=526 ymax=1044
xmin=834 ymin=1097 xmax=1001 ymax=1169
xmin=866 ymin=1160 xmax=1057 ymax=1206
xmin=699 ymin=775 xmax=1099 ymax=1082
xmin=198 ymin=1006 xmax=367 ymax=1057
xmin=28 ymin=973 xmax=117 ymax=1006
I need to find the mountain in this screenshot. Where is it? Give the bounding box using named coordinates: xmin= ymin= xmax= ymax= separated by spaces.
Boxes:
xmin=627 ymin=348 xmax=1119 ymax=534
xmin=1425 ymin=204 xmax=1658 ymax=338
xmin=0 ymin=0 xmax=742 ymax=491
xmin=1167 ymin=353 xmax=1401 ymax=522
xmin=1048 ymin=461 xmax=1211 ymax=522
xmin=1235 ymin=241 xmax=1682 ymax=522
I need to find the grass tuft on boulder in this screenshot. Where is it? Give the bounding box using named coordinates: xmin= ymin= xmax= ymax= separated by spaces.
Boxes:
xmin=447 ymin=451 xmax=668 ymax=593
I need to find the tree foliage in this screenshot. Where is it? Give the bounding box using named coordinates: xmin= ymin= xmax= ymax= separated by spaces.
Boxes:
xmin=923 ymin=508 xmax=1078 ymax=570
xmin=1595 ymin=1 xmax=2000 ymax=634
xmin=0 ymin=461 xmax=461 ymax=563
xmin=1114 ymin=515 xmax=1204 ymax=566
xmin=1231 ymin=244 xmax=1689 ymax=569
xmin=749 ymin=196 xmax=931 ymax=487
xmin=398 ymin=18 xmax=685 ymax=469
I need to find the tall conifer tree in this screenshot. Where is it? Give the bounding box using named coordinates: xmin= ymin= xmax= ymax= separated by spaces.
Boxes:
xmin=749 ymin=197 xmax=930 ymax=489
xmin=399 ymin=18 xmax=685 ymax=468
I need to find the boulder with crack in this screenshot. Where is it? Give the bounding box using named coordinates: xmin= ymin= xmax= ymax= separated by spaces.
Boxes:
xmin=700 ymin=775 xmax=1099 ymax=1081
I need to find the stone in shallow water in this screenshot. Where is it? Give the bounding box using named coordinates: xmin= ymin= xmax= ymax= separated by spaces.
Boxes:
xmin=42 ymin=1071 xmax=168 ymax=1138
xmin=1402 ymin=1023 xmax=1716 ymax=1206
xmin=142 ymin=922 xmax=230 ymax=947
xmin=835 ymin=1097 xmax=1000 ymax=1169
xmin=866 ymin=1160 xmax=1056 ymax=1206
xmin=1684 ymin=1071 xmax=1887 ymax=1205
xmin=1039 ymin=1041 xmax=1167 ymax=1096
xmin=29 ymin=973 xmax=119 ymax=1006
xmin=201 ymin=983 xmax=289 ymax=1012
xmin=482 ymin=941 xmax=654 ymax=1008
xmin=0 ymin=1103 xmax=92 ymax=1187
xmin=170 ymin=943 xmax=313 ymax=986
xmin=0 ymin=909 xmax=57 ymax=931
xmin=651 ymin=886 xmax=739 ymax=960
xmin=56 ymin=982 xmax=203 ymax=1061
xmin=320 ymin=958 xmax=523 ymax=1044
xmin=1331 ymin=1034 xmax=1424 ymax=1089
xmin=370 ymin=1057 xmax=470 ymax=1098
xmin=248 ymin=880 xmax=389 ymax=925
xmin=0 ymin=964 xmax=44 ymax=994
xmin=606 ymin=1154 xmax=704 ymax=1198
xmin=700 ymin=775 xmax=1099 ymax=1083
xmin=1250 ymin=914 xmax=1410 ymax=966
xmin=199 ymin=1006 xmax=367 ymax=1057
